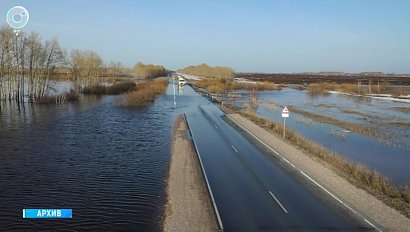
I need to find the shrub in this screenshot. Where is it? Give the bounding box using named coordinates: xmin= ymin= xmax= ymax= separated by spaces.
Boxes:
xmin=82 ymin=81 xmax=136 ymax=95
xmin=122 ymin=77 xmax=168 ymax=106
xmin=307 ymin=82 xmax=337 ymax=93
xmin=36 ymin=90 xmax=79 ymax=104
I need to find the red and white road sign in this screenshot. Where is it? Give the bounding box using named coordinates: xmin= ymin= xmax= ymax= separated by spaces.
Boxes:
xmin=282 ymin=106 xmax=289 ymax=118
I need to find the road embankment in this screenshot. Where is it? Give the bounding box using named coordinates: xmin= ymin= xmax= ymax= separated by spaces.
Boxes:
xmin=163 ymin=115 xmax=218 ymax=232
xmin=226 ymin=113 xmax=410 ymax=232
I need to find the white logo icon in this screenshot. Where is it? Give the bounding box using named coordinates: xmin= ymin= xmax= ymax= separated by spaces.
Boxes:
xmin=6 ymin=6 xmax=30 ymax=32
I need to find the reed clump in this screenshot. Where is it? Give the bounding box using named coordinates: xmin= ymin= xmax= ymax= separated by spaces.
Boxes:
xmin=307 ymin=82 xmax=337 ymax=93
xmin=82 ymin=81 xmax=136 ymax=95
xmin=37 ymin=90 xmax=79 ymax=104
xmin=241 ymin=111 xmax=410 ymax=218
xmin=122 ymin=77 xmax=168 ymax=106
xmin=195 ymin=78 xmax=231 ymax=93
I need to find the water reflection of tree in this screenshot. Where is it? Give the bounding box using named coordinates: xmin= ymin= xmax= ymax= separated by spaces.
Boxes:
xmin=306 ymin=91 xmax=331 ymax=100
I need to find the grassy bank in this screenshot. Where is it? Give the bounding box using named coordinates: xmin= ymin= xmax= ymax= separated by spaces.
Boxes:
xmin=239 ymin=111 xmax=410 ymax=218
xmin=121 ymin=77 xmax=168 ymax=106
xmin=82 ymin=81 xmax=136 ymax=95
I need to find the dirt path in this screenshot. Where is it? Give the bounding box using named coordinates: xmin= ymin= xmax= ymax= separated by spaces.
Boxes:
xmin=163 ymin=115 xmax=218 ymax=232
xmin=227 ymin=113 xmax=410 ymax=232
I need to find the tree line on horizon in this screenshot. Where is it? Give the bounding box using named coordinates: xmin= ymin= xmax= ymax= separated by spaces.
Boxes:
xmin=133 ymin=62 xmax=169 ymax=79
xmin=178 ymin=63 xmax=235 ymax=79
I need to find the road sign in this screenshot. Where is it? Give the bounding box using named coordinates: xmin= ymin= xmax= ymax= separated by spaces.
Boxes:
xmin=282 ymin=106 xmax=289 ymax=118
xmin=281 ymin=106 xmax=289 ymax=139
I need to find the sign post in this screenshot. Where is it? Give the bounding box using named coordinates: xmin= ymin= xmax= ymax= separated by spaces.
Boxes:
xmin=281 ymin=106 xmax=289 ymax=139
xmin=172 ymin=77 xmax=176 ymax=107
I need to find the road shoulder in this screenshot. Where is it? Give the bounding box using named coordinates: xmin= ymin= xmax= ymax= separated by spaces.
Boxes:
xmin=163 ymin=115 xmax=218 ymax=232
xmin=227 ymin=113 xmax=410 ymax=232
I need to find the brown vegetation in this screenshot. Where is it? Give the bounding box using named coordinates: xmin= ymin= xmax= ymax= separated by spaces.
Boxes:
xmin=289 ymin=84 xmax=305 ymax=90
xmin=178 ymin=63 xmax=235 ymax=79
xmin=393 ymin=107 xmax=410 ymax=114
xmin=195 ymin=78 xmax=231 ymax=93
xmin=193 ymin=78 xmax=281 ymax=93
xmin=393 ymin=86 xmax=410 ymax=97
xmin=81 ymin=81 xmax=136 ymax=95
xmin=240 ymin=111 xmax=410 ymax=218
xmin=307 ymin=82 xmax=409 ymax=96
xmin=133 ymin=62 xmax=168 ymax=79
xmin=122 ymin=77 xmax=168 ymax=106
xmin=339 ymin=109 xmax=374 ymax=119
xmin=236 ymin=72 xmax=410 ymax=85
xmin=36 ymin=90 xmax=79 ymax=104
xmin=307 ymin=82 xmax=337 ymax=92
xmin=388 ymin=121 xmax=410 ymax=127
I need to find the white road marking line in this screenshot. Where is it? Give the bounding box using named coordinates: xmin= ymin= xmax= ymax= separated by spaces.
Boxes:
xmin=364 ymin=219 xmax=380 ymax=231
xmin=299 ymin=170 xmax=348 ymax=207
xmin=226 ymin=115 xmax=286 ymax=159
xmin=184 ymin=114 xmax=224 ymax=230
xmin=225 ymin=114 xmax=382 ymax=231
xmin=290 ymin=163 xmax=295 ymax=168
xmin=269 ymin=191 xmax=288 ymax=214
xmin=282 ymin=157 xmax=291 ymax=164
xmin=231 ymin=145 xmax=238 ymax=153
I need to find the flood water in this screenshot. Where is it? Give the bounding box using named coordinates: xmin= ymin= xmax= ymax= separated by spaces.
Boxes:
xmin=1 ymin=80 xmax=409 ymax=230
xmin=228 ymin=88 xmax=410 ymax=185
xmin=0 ymin=82 xmax=190 ymax=230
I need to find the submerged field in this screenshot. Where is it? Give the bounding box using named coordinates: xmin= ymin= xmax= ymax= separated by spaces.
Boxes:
xmin=222 ymin=87 xmax=410 ymax=185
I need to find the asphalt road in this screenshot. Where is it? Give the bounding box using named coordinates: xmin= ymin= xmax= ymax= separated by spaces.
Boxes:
xmin=185 ymin=103 xmax=374 ymax=231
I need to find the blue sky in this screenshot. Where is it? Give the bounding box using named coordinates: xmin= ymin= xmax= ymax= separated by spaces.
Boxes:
xmin=2 ymin=0 xmax=410 ymax=72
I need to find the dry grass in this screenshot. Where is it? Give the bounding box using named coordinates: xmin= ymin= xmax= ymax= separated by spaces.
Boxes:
xmin=240 ymin=111 xmax=410 ymax=218
xmin=194 ymin=78 xmax=281 ymax=93
xmin=393 ymin=107 xmax=410 ymax=114
xmin=339 ymin=109 xmax=375 ymax=119
xmin=82 ymin=81 xmax=136 ymax=95
xmin=289 ymin=84 xmax=305 ymax=90
xmin=388 ymin=121 xmax=410 ymax=127
xmin=307 ymin=82 xmax=409 ymax=97
xmin=122 ymin=77 xmax=168 ymax=106
xmin=393 ymin=86 xmax=410 ymax=97
xmin=307 ymin=82 xmax=337 ymax=93
xmin=37 ymin=90 xmax=79 ymax=104
xmin=194 ymin=78 xmax=230 ymax=93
